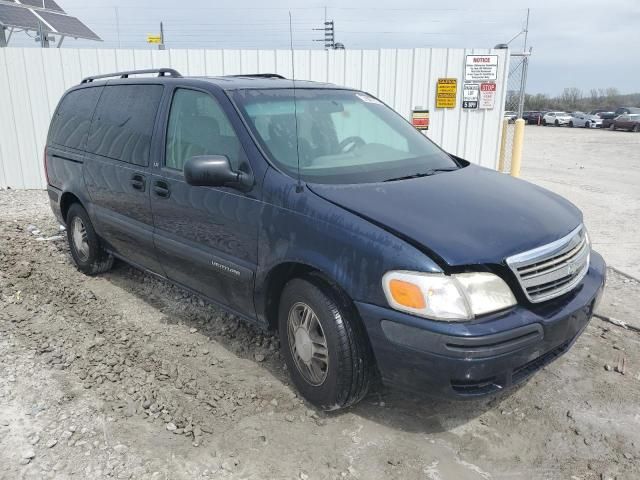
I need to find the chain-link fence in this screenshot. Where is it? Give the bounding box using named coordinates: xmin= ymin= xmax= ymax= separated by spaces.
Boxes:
xmin=500 ymin=54 xmax=529 ymax=173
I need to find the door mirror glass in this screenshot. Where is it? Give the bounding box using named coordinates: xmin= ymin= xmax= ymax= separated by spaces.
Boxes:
xmin=184 ymin=155 xmax=242 ymax=187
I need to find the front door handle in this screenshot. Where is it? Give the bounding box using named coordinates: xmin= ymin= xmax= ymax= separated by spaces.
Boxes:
xmin=131 ymin=173 xmax=146 ymax=192
xmin=153 ymin=180 xmax=170 ymax=198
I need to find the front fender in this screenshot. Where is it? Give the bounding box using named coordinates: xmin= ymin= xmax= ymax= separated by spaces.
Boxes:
xmin=254 ymin=168 xmax=441 ymax=324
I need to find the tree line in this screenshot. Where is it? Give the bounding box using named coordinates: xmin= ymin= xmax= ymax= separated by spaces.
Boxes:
xmin=507 ymin=88 xmax=640 ymax=112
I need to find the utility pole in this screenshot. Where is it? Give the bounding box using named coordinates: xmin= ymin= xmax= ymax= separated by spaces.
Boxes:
xmin=0 ymin=27 xmax=7 ymax=48
xmin=159 ymin=21 xmax=165 ymax=50
xmin=523 ymin=8 xmax=530 ymax=52
xmin=517 ymin=8 xmax=530 ymax=119
xmin=37 ymin=21 xmax=50 ymax=48
xmin=313 ymin=20 xmax=335 ymax=49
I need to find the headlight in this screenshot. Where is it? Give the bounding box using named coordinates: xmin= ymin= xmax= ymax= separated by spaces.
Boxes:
xmin=382 ymin=271 xmax=516 ymax=321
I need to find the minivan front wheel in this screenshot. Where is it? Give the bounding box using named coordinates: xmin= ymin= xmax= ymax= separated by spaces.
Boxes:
xmin=278 ymin=278 xmax=374 ymax=410
xmin=66 ymin=203 xmax=114 ymax=275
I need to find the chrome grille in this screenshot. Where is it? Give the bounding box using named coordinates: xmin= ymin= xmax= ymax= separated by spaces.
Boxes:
xmin=506 ymin=225 xmax=590 ymax=303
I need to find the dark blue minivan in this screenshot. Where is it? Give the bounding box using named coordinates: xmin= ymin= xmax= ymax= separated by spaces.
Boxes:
xmin=45 ymin=69 xmax=606 ymax=410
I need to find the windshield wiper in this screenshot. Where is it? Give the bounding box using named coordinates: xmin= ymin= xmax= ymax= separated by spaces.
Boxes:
xmin=383 ymin=167 xmax=458 ymax=182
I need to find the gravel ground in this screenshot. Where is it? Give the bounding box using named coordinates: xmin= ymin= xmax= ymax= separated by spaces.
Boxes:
xmin=2 ymin=189 xmax=640 ymax=480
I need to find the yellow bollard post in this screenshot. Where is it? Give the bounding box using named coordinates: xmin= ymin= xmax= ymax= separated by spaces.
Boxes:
xmin=510 ymin=118 xmax=525 ymax=177
xmin=498 ymin=118 xmax=508 ymax=173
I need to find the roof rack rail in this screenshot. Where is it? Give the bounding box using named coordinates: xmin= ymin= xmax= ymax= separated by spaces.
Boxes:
xmin=227 ymin=73 xmax=286 ymax=79
xmin=81 ymin=68 xmax=183 ymax=84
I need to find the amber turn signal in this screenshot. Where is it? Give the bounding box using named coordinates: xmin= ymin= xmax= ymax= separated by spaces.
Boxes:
xmin=388 ymin=279 xmax=426 ymax=309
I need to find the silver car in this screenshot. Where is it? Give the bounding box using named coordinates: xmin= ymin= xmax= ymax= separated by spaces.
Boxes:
xmin=570 ymin=111 xmax=603 ymax=128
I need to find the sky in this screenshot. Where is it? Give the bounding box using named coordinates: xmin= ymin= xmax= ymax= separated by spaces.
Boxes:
xmin=6 ymin=0 xmax=639 ymax=95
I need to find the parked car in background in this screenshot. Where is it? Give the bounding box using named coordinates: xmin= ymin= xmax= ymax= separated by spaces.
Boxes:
xmin=504 ymin=111 xmax=518 ymax=123
xmin=614 ymin=107 xmax=640 ymax=116
xmin=523 ymin=111 xmax=543 ymax=125
xmin=589 ymin=109 xmax=614 ymax=117
xmin=569 ymin=111 xmax=603 ymax=128
xmin=602 ymin=108 xmax=640 ymax=128
xmin=542 ymin=111 xmax=572 ymax=126
xmin=609 ymin=113 xmax=640 ymax=132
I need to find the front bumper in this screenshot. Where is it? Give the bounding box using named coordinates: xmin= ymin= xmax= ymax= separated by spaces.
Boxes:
xmin=356 ymin=251 xmax=606 ymax=398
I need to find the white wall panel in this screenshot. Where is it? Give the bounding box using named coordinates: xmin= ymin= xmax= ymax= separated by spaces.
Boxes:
xmin=361 ymin=50 xmax=380 ymax=96
xmin=203 ymin=50 xmax=223 ymax=76
xmin=223 ymin=50 xmax=241 ymax=75
xmin=0 ymin=48 xmax=24 ymax=188
xmin=344 ymin=50 xmax=362 ymax=89
xmin=240 ymin=49 xmax=258 ymax=75
xmin=394 ymin=49 xmax=414 ymax=119
xmin=114 ymin=49 xmax=134 ymax=74
xmin=0 ymin=47 xmax=508 ymax=189
xmin=309 ymin=50 xmax=327 ymax=82
xmin=257 ymin=50 xmax=276 ymax=75
xmin=187 ymin=49 xmax=206 ymax=76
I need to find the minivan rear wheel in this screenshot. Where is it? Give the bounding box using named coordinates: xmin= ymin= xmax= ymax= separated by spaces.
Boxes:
xmin=278 ymin=277 xmax=374 ymax=410
xmin=66 ymin=203 xmax=114 ymax=275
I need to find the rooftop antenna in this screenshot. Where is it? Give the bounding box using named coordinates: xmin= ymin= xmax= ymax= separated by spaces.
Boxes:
xmin=289 ymin=11 xmax=303 ymax=193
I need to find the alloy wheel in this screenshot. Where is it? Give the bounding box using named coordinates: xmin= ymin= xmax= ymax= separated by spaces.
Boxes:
xmin=71 ymin=216 xmax=90 ymax=262
xmin=287 ymin=302 xmax=329 ymax=386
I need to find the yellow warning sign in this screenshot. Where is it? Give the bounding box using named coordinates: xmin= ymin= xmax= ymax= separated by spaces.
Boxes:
xmin=146 ymin=34 xmax=162 ymax=44
xmin=436 ymin=78 xmax=457 ymax=109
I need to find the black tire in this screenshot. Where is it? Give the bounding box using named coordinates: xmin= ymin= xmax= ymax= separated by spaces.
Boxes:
xmin=609 ymin=123 xmax=616 ymax=131
xmin=542 ymin=119 xmax=547 ymax=126
xmin=569 ymin=121 xmax=574 ymax=128
xmin=278 ymin=277 xmax=374 ymax=410
xmin=633 ymin=124 xmax=639 ymax=132
xmin=555 ymin=119 xmax=560 ymax=126
xmin=66 ymin=203 xmax=114 ymax=275
xmin=584 ymin=121 xmax=590 ymax=128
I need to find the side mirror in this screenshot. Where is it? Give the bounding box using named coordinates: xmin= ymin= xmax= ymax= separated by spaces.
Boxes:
xmin=184 ymin=155 xmax=252 ymax=190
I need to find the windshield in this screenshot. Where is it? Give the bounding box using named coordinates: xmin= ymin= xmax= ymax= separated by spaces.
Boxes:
xmin=231 ymin=88 xmax=459 ymax=184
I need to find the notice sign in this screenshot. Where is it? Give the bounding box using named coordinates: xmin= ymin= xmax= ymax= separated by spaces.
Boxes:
xmin=479 ymin=82 xmax=497 ymax=109
xmin=436 ymin=78 xmax=457 ymax=108
xmin=462 ymin=83 xmax=479 ymax=109
xmin=465 ymin=55 xmax=498 ymax=82
xmin=146 ymin=34 xmax=162 ymax=44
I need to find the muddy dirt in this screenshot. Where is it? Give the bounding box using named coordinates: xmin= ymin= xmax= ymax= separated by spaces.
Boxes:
xmin=1 ymin=189 xmax=640 ymax=480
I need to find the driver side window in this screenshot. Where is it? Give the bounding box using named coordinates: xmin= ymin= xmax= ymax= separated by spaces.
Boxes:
xmin=165 ymin=88 xmax=245 ymax=171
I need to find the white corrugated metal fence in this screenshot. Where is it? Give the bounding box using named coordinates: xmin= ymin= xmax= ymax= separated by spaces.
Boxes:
xmin=0 ymin=47 xmax=508 ymax=189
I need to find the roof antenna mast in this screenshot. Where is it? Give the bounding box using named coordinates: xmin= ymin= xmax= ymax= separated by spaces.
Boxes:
xmin=289 ymin=11 xmax=303 ymax=193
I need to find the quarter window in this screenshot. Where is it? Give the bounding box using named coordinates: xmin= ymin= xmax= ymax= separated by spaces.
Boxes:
xmin=165 ymin=88 xmax=245 ymax=171
xmin=49 ymin=87 xmax=102 ymax=150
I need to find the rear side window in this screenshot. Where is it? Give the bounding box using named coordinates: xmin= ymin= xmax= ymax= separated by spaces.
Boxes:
xmin=49 ymin=87 xmax=102 ymax=150
xmin=87 ymin=84 xmax=163 ymax=166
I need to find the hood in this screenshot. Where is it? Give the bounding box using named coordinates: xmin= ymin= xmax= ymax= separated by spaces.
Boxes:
xmin=307 ymin=165 xmax=582 ymax=267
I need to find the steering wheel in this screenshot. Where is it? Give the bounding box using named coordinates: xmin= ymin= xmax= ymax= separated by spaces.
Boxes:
xmin=338 ymin=136 xmax=366 ymax=153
